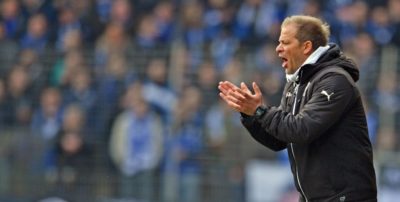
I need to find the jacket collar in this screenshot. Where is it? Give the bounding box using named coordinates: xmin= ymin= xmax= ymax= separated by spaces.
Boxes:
xmin=286 ymin=45 xmax=330 ymax=83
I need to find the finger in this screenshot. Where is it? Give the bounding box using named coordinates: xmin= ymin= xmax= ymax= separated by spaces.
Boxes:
xmin=228 ymin=88 xmax=247 ymax=102
xmin=253 ymin=82 xmax=262 ymax=95
xmin=221 ymin=90 xmax=247 ymax=110
xmin=241 ymin=82 xmax=251 ymax=94
xmin=219 ymin=92 xmax=230 ymax=103
xmin=239 ymin=82 xmax=256 ymax=100
xmin=218 ymin=84 xmax=228 ymax=95
xmin=220 ymin=81 xmax=248 ymax=105
xmin=219 ymin=85 xmax=246 ymax=105
xmin=218 ymin=83 xmax=233 ymax=95
xmin=222 ymin=81 xmax=241 ymax=91
xmin=219 ymin=92 xmax=242 ymax=110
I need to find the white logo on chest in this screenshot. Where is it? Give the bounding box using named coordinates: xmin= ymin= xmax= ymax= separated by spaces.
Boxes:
xmin=321 ymin=90 xmax=334 ymax=101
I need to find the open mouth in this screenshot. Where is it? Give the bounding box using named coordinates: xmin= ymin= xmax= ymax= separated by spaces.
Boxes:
xmin=280 ymin=57 xmax=288 ymax=68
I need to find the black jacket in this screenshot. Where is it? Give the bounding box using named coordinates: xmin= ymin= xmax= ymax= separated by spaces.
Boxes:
xmin=241 ymin=44 xmax=377 ymax=201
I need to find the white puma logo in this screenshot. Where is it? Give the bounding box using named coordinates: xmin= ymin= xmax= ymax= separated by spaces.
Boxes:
xmin=321 ymin=90 xmax=334 ymax=101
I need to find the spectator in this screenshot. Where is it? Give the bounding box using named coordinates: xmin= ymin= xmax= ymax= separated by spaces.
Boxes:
xmin=109 ymin=82 xmax=164 ymax=201
xmin=335 ymin=0 xmax=369 ymax=45
xmin=21 ymin=0 xmax=55 ymax=17
xmin=0 ymin=0 xmax=25 ymax=39
xmin=95 ymin=0 xmax=113 ymax=24
xmin=29 ymin=87 xmax=64 ymax=194
xmin=373 ymin=71 xmax=400 ymax=150
xmin=61 ymin=68 xmax=97 ymax=132
xmin=135 ymin=14 xmax=159 ymax=49
xmin=302 ymin=0 xmax=322 ymax=18
xmin=20 ymin=0 xmax=57 ymax=33
xmin=109 ymin=0 xmax=134 ymax=33
xmin=30 ymin=87 xmax=63 ymax=141
xmin=0 ymin=21 xmax=19 ymax=75
xmin=17 ymin=49 xmax=48 ymax=100
xmin=94 ymin=23 xmax=133 ymax=77
xmin=58 ymin=29 xmax=83 ymax=53
xmin=367 ymin=6 xmax=395 ymax=46
xmin=346 ymin=32 xmax=379 ymax=101
xmin=133 ymin=15 xmax=170 ymax=77
xmin=233 ymin=0 xmax=282 ymax=45
xmin=179 ymin=0 xmax=206 ymax=69
xmin=44 ymin=130 xmax=94 ymax=201
xmin=20 ymin=13 xmax=49 ymax=54
xmin=168 ymin=42 xmax=190 ymax=92
xmin=96 ymin=54 xmax=134 ymax=138
xmin=50 ymin=49 xmax=86 ymax=87
xmin=162 ymin=85 xmax=204 ymax=202
xmin=142 ymin=58 xmax=177 ymax=124
xmin=55 ymin=7 xmax=82 ymax=52
xmin=210 ymin=28 xmax=239 ymax=70
xmin=67 ymin=0 xmax=101 ymax=43
xmin=3 ymin=66 xmax=33 ymax=127
xmin=203 ymin=0 xmax=232 ymax=41
xmin=286 ymin=0 xmax=307 ymax=17
xmin=195 ymin=61 xmax=220 ymax=111
xmin=153 ymin=1 xmax=176 ymax=44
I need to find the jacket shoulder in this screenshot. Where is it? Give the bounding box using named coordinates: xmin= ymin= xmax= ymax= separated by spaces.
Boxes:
xmin=310 ymin=67 xmax=355 ymax=86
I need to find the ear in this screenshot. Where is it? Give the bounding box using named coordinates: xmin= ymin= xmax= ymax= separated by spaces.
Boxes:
xmin=303 ymin=41 xmax=313 ymax=55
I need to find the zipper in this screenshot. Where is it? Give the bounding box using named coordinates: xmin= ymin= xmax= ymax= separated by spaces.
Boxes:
xmin=291 ymin=84 xmax=308 ymax=202
xmin=290 ymin=143 xmax=308 ymax=202
xmin=292 ymin=84 xmax=299 ymax=115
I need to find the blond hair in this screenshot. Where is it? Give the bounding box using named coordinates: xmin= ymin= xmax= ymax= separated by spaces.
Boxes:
xmin=282 ymin=15 xmax=330 ymax=50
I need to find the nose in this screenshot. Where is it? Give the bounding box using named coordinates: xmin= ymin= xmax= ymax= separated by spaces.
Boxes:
xmin=276 ymin=43 xmax=283 ymax=54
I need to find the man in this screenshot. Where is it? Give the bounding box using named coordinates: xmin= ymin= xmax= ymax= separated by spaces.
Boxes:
xmin=218 ymin=15 xmax=377 ymax=202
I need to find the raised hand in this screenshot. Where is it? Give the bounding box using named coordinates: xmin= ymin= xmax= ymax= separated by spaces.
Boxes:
xmin=218 ymin=81 xmax=263 ymax=116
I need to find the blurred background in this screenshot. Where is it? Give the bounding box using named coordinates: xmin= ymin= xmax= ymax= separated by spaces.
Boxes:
xmin=0 ymin=0 xmax=399 ymax=201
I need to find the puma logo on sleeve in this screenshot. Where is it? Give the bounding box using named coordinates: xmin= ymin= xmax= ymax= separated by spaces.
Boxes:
xmin=321 ymin=90 xmax=334 ymax=101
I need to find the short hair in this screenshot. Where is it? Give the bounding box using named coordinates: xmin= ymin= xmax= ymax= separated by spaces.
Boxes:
xmin=282 ymin=15 xmax=330 ymax=50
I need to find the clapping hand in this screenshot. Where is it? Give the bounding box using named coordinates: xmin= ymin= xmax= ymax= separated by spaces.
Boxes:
xmin=218 ymin=81 xmax=263 ymax=116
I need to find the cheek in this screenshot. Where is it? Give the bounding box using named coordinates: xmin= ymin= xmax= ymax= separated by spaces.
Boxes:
xmin=291 ymin=52 xmax=302 ymax=64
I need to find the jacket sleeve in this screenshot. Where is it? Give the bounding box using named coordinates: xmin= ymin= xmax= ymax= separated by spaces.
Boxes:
xmin=256 ymin=73 xmax=356 ymax=144
xmin=241 ymin=112 xmax=287 ymax=151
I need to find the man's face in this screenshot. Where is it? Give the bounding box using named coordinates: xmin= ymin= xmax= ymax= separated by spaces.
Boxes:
xmin=276 ymin=23 xmax=309 ymax=74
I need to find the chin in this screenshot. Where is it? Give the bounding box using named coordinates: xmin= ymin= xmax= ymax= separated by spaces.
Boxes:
xmin=285 ymin=68 xmax=297 ymax=74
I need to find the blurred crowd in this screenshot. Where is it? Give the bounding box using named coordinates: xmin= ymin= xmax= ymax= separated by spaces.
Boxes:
xmin=0 ymin=0 xmax=399 ymax=201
